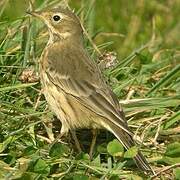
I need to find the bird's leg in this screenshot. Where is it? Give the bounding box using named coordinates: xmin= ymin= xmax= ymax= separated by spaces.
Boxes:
xmin=50 ymin=124 xmax=69 ymax=147
xmin=50 ymin=131 xmax=68 ymax=149
xmin=70 ymin=130 xmax=82 ymax=153
xmin=89 ymin=129 xmax=98 ymax=160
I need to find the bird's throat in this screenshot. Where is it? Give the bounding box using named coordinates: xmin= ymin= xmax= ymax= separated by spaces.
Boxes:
xmin=47 ymin=29 xmax=71 ymax=46
xmin=47 ymin=29 xmax=55 ymax=45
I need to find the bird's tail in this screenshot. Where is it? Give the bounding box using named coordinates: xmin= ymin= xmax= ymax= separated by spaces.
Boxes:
xmin=107 ymin=121 xmax=155 ymax=175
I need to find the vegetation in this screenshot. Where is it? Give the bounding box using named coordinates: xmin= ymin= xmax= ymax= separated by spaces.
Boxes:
xmin=0 ymin=0 xmax=179 ymax=179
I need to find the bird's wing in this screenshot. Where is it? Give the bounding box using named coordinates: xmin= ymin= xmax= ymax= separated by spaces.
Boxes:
xmin=45 ymin=47 xmax=132 ymax=135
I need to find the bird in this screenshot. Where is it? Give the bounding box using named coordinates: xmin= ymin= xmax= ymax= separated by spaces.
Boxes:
xmin=27 ymin=3 xmax=154 ymax=175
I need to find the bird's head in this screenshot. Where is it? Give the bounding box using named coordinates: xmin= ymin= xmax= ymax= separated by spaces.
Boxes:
xmin=27 ymin=5 xmax=83 ymax=43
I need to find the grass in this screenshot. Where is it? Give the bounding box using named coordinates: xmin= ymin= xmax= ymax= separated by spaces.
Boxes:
xmin=0 ymin=0 xmax=180 ymax=179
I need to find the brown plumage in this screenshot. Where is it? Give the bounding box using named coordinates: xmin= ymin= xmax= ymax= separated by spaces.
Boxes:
xmin=29 ymin=4 xmax=154 ymax=175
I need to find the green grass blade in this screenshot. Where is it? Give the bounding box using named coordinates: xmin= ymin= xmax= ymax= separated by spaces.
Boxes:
xmin=147 ymin=64 xmax=180 ymax=96
xmin=0 ymin=82 xmax=38 ymax=92
xmin=164 ymin=111 xmax=180 ymax=129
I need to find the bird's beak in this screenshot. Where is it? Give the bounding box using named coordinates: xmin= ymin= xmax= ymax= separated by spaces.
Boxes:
xmin=26 ymin=10 xmax=51 ymax=30
xmin=26 ymin=11 xmax=42 ymax=18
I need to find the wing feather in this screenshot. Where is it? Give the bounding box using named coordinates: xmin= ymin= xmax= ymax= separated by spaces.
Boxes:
xmin=45 ymin=45 xmax=133 ymax=136
xmin=46 ymin=70 xmax=133 ymax=136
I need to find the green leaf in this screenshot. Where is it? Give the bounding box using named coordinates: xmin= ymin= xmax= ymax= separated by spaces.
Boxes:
xmin=49 ymin=143 xmax=69 ymax=158
xmin=136 ymin=52 xmax=152 ymax=64
xmin=0 ymin=136 xmax=14 ymax=153
xmin=107 ymin=139 xmax=124 ymax=157
xmin=16 ymin=172 xmax=37 ymax=180
xmin=109 ymin=175 xmax=120 ymax=180
xmin=75 ymin=152 xmax=90 ymax=161
xmin=97 ymin=142 xmax=107 ymax=153
xmin=23 ymin=146 xmax=37 ymax=156
xmin=174 ymin=168 xmax=180 ymax=180
xmin=73 ymin=174 xmax=89 ymax=180
xmin=160 ymin=156 xmax=180 ymax=165
xmin=91 ymin=155 xmax=101 ymax=166
xmin=124 ymin=146 xmax=138 ymax=158
xmin=165 ymin=142 xmax=180 ymax=157
xmin=33 ymin=159 xmax=50 ymax=174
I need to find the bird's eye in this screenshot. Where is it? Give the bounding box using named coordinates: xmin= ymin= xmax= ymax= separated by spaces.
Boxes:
xmin=53 ymin=15 xmax=61 ymax=22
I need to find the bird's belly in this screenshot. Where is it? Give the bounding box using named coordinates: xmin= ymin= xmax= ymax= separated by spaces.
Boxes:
xmin=40 ymin=72 xmax=101 ymax=131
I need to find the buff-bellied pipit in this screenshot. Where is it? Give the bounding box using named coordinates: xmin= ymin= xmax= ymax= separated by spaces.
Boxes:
xmin=28 ymin=3 xmax=154 ymax=175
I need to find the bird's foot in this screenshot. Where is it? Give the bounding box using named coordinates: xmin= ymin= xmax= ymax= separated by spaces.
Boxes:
xmin=89 ymin=129 xmax=98 ymax=160
xmin=70 ymin=130 xmax=82 ymax=153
